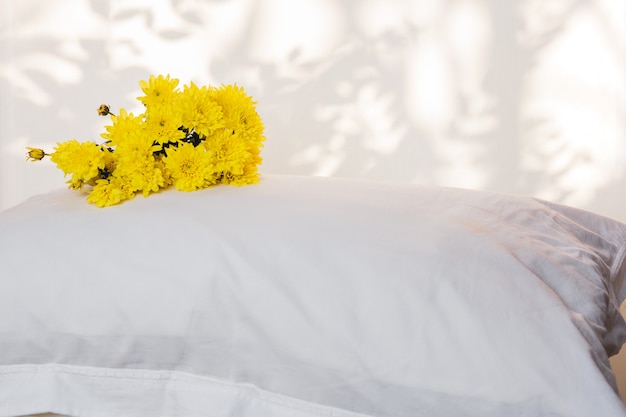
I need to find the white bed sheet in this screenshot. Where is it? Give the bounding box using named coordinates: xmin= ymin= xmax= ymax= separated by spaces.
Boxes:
xmin=1 ymin=175 xmax=626 ymax=417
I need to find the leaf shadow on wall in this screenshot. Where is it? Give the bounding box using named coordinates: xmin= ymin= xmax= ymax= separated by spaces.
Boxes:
xmin=462 ymin=0 xmax=599 ymax=200
xmin=209 ymin=1 xmax=437 ymax=184
xmin=207 ymin=0 xmax=622 ymax=206
xmin=5 ymin=0 xmax=623 ymax=212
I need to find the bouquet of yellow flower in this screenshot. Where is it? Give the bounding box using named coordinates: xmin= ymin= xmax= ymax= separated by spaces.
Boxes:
xmin=26 ymin=74 xmax=265 ymax=207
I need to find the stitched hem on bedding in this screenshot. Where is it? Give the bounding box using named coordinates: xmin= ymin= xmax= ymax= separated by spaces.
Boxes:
xmin=0 ymin=364 xmax=371 ymax=417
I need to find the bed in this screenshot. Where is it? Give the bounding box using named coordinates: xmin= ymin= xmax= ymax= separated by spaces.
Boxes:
xmin=1 ymin=174 xmax=625 ymax=417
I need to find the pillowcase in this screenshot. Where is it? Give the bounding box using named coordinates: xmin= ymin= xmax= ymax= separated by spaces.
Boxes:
xmin=1 ymin=175 xmax=625 ymax=417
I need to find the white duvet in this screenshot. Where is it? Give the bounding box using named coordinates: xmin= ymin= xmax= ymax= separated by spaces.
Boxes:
xmin=1 ymin=175 xmax=625 ymax=417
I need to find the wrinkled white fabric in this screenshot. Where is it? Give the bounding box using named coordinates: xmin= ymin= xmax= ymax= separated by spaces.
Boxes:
xmin=1 ymin=175 xmax=625 ymax=417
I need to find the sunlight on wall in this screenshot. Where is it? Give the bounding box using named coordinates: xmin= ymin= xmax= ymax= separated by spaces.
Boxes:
xmin=249 ymin=0 xmax=346 ymax=70
xmin=108 ymin=0 xmax=214 ymax=87
xmin=520 ymin=0 xmax=624 ymax=205
xmin=0 ymin=0 xmax=624 ymax=219
xmin=0 ymin=2 xmax=101 ymax=107
xmin=547 ymin=8 xmax=617 ymax=205
xmin=436 ymin=0 xmax=494 ymax=189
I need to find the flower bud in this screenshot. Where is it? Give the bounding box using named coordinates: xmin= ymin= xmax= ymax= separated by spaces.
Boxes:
xmin=97 ymin=104 xmax=112 ymax=116
xmin=26 ymin=147 xmax=46 ymax=161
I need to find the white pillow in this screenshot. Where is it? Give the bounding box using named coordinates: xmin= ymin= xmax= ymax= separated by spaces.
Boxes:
xmin=1 ymin=175 xmax=625 ymax=417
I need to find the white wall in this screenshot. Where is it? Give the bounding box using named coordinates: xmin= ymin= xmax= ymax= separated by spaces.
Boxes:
xmin=1 ymin=0 xmax=624 ymax=219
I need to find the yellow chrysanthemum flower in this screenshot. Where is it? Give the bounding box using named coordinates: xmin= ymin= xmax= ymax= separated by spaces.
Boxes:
xmin=67 ymin=176 xmax=86 ymax=191
xmin=100 ymin=145 xmax=117 ymax=178
xmin=221 ymin=164 xmax=261 ymax=186
xmin=138 ymin=164 xmax=166 ymax=197
xmin=213 ymin=84 xmax=265 ymax=144
xmin=178 ymin=82 xmax=224 ymax=139
xmin=112 ymin=123 xmax=161 ymax=158
xmin=101 ymin=108 xmax=145 ymax=148
xmin=203 ymin=129 xmax=250 ymax=177
xmin=50 ymin=139 xmax=105 ymax=183
xmin=28 ymin=75 xmax=265 ymax=207
xmin=212 ymin=84 xmax=265 ymax=181
xmin=87 ymin=178 xmax=132 ymax=208
xmin=137 ymin=74 xmax=180 ymax=107
xmin=114 ymin=153 xmax=165 ymax=197
xmin=145 ymin=103 xmax=183 ymax=146
xmin=163 ymin=142 xmax=216 ymax=191
xmin=154 ymin=156 xmax=173 ymax=187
